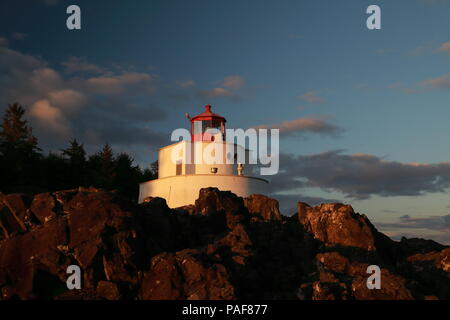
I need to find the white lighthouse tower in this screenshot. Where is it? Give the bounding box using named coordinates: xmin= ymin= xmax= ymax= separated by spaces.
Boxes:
xmin=138 ymin=104 xmax=269 ymax=207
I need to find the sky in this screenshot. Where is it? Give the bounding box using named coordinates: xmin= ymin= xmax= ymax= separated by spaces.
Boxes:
xmin=1 ymin=0 xmax=450 ymax=243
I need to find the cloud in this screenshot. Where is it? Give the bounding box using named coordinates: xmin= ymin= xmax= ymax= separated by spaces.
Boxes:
xmin=0 ymin=37 xmax=9 ymax=47
xmin=86 ymin=72 xmax=157 ymax=95
xmin=409 ymin=42 xmax=436 ymax=56
xmin=48 ymin=89 xmax=87 ymax=113
xmin=197 ymin=75 xmax=247 ymax=102
xmin=438 ymin=42 xmax=450 ymax=55
xmin=389 ymin=83 xmax=418 ymax=94
xmin=297 ymin=91 xmax=324 ymax=103
xmin=375 ymin=49 xmax=393 ymax=56
xmin=198 ymin=87 xmax=242 ymax=102
xmin=61 ymin=57 xmax=105 ymax=75
xmin=375 ymin=214 xmax=450 ymax=244
xmin=222 ymin=75 xmax=245 ymax=89
xmin=12 ymin=32 xmax=27 ymax=40
xmin=254 ymin=116 xmax=343 ymax=137
xmin=0 ymin=47 xmax=167 ymax=154
xmin=269 ymin=150 xmax=450 ymax=199
xmin=29 ymin=99 xmax=70 ymax=137
xmin=176 ymin=80 xmax=195 ymax=88
xmin=421 ymin=75 xmax=450 ymax=89
xmin=380 ymin=214 xmax=450 ymax=230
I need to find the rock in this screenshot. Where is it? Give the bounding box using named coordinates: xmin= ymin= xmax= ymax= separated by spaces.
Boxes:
xmin=139 ymin=249 xmax=234 ymax=300
xmin=313 ymin=251 xmax=413 ymax=300
xmin=316 ymin=252 xmax=350 ymax=273
xmin=30 ymin=192 xmax=57 ymax=224
xmin=408 ymin=248 xmax=450 ymax=272
xmin=297 ymin=202 xmax=377 ymax=251
xmin=0 ymin=193 xmax=33 ymax=237
xmin=0 ymin=187 xmax=449 ymax=300
xmin=244 ymin=194 xmax=282 ymax=221
xmin=350 ymin=269 xmax=413 ymax=300
xmin=194 ymin=187 xmax=248 ymax=229
xmin=96 ymin=281 xmax=121 ymax=300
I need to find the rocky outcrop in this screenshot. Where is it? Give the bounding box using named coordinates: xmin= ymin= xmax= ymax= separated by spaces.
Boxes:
xmin=244 ymin=194 xmax=282 ymax=221
xmin=0 ymin=187 xmax=449 ymax=300
xmin=408 ymin=248 xmax=450 ymax=272
xmin=297 ymin=202 xmax=377 ymax=251
xmin=299 ymin=252 xmax=414 ymax=300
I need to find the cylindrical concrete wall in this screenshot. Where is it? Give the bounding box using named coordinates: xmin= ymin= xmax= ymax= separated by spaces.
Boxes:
xmin=139 ymin=174 xmax=268 ymax=208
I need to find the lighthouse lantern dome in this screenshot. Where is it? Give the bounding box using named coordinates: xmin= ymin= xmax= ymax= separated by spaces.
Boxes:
xmin=190 ymin=104 xmax=226 ymax=141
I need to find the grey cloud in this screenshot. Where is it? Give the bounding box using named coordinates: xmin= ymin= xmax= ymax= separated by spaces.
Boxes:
xmin=0 ymin=47 xmax=167 ymax=155
xmin=377 ymin=214 xmax=450 ymax=231
xmin=61 ymin=57 xmax=105 ymax=75
xmin=270 ymin=151 xmax=450 ymax=199
xmin=255 ymin=117 xmax=343 ymax=138
xmin=421 ymin=75 xmax=450 ymax=90
xmin=375 ymin=213 xmax=450 ymax=244
xmin=297 ymin=91 xmax=324 ymax=104
xmin=0 ymin=37 xmax=9 ymax=47
xmin=12 ymin=32 xmax=27 ymax=40
xmin=198 ymin=88 xmax=243 ymax=103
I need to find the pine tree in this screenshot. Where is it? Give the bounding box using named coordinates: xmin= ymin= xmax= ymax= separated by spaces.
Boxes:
xmin=61 ymin=139 xmax=87 ymax=188
xmin=0 ymin=103 xmax=39 ymax=153
xmin=114 ymin=153 xmax=141 ymax=199
xmin=62 ymin=139 xmax=86 ymax=164
xmin=89 ymin=143 xmax=115 ymax=189
xmin=0 ymin=103 xmax=41 ymax=192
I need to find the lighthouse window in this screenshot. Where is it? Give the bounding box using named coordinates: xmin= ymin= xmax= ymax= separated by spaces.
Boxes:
xmin=211 ymin=119 xmax=222 ymax=129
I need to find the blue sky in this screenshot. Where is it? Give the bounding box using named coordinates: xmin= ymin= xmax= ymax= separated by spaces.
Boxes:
xmin=1 ymin=0 xmax=450 ymax=243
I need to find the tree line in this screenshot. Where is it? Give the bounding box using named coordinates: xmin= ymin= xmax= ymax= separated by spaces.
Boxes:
xmin=0 ymin=103 xmax=157 ymax=201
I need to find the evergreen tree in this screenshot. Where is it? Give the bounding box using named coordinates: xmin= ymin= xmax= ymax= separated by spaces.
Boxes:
xmin=61 ymin=139 xmax=87 ymax=188
xmin=62 ymin=139 xmax=86 ymax=164
xmin=0 ymin=103 xmax=39 ymax=150
xmin=114 ymin=153 xmax=141 ymax=200
xmin=0 ymin=103 xmax=41 ymax=192
xmin=88 ymin=143 xmax=115 ymax=189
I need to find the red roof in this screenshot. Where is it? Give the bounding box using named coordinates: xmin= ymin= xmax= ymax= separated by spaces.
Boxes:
xmin=191 ymin=104 xmax=226 ymax=122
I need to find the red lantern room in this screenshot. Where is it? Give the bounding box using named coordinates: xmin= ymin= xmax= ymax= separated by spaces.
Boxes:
xmin=190 ymin=104 xmax=226 ymax=141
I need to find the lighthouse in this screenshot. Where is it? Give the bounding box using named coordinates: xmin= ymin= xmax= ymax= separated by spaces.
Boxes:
xmin=138 ymin=104 xmax=269 ymax=207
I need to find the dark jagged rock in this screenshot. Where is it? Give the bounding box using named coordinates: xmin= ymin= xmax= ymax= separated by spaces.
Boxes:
xmin=139 ymin=249 xmax=234 ymax=300
xmin=0 ymin=187 xmax=449 ymax=300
